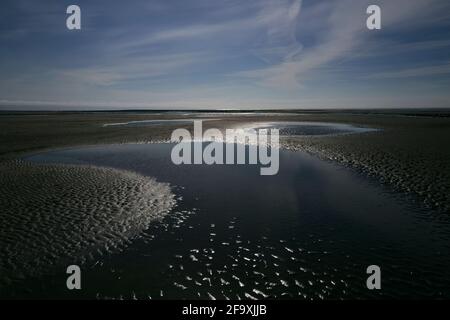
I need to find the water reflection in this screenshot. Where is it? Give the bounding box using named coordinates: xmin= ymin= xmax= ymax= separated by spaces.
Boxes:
xmin=16 ymin=143 xmax=450 ymax=299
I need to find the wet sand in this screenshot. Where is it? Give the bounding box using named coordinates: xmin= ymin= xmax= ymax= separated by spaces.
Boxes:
xmin=16 ymin=142 xmax=450 ymax=299
xmin=1 ymin=110 xmax=449 ymax=214
xmin=0 ymin=160 xmax=175 ymax=288
xmin=1 ymin=110 xmax=450 ymax=299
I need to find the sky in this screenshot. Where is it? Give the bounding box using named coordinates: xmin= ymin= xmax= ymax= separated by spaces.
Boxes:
xmin=1 ymin=0 xmax=450 ymax=110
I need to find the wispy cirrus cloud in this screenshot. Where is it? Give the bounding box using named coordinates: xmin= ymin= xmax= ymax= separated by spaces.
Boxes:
xmin=1 ymin=0 xmax=450 ymax=109
xmin=56 ymin=52 xmax=210 ymax=86
xmin=113 ymin=0 xmax=302 ymax=51
xmin=232 ymin=0 xmax=450 ymax=88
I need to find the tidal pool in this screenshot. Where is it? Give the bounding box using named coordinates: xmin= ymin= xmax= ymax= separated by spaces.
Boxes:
xmin=11 ymin=142 xmax=450 ymax=299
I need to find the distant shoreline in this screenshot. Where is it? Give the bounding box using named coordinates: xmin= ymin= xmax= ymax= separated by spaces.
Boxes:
xmin=1 ymin=108 xmax=450 ymax=118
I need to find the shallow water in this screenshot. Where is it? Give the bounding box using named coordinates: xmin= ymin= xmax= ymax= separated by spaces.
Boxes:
xmin=243 ymin=121 xmax=376 ymax=136
xmin=9 ymin=143 xmax=450 ymax=299
xmin=103 ymin=118 xmax=221 ymax=127
xmin=103 ymin=119 xmax=375 ymax=136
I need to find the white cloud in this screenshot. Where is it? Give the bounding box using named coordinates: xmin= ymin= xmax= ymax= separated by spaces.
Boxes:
xmin=2 ymin=0 xmax=450 ymax=109
xmin=233 ymin=0 xmax=450 ymax=88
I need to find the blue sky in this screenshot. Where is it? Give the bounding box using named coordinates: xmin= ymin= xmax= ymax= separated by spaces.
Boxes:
xmin=1 ymin=0 xmax=450 ymax=109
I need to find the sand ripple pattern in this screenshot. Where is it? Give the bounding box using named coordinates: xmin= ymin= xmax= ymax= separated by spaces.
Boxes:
xmin=282 ymin=131 xmax=450 ymax=216
xmin=0 ymin=160 xmax=175 ymax=284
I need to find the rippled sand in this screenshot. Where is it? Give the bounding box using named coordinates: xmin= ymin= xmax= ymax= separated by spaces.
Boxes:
xmin=1 ymin=111 xmax=450 ymax=299
xmin=21 ymin=143 xmax=450 ymax=300
xmin=281 ymin=127 xmax=450 ymax=215
xmin=0 ymin=160 xmax=175 ymax=285
xmin=2 ymin=111 xmax=449 ymax=218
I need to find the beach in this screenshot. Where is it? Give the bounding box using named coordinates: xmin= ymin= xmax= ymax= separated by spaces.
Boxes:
xmin=1 ymin=110 xmax=450 ymax=299
xmin=1 ymin=110 xmax=449 ymax=214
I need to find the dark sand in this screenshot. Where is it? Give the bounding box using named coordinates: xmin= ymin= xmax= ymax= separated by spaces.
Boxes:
xmin=18 ymin=142 xmax=450 ymax=299
xmin=1 ymin=110 xmax=449 ymax=214
xmin=0 ymin=160 xmax=175 ymax=287
xmin=1 ymin=110 xmax=450 ymax=299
